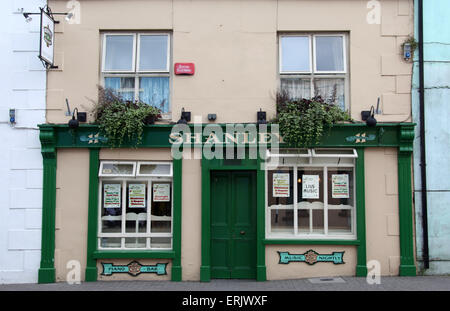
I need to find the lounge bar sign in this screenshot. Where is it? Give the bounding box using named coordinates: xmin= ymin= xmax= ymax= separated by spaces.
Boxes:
xmin=101 ymin=261 xmax=168 ymax=276
xmin=278 ymin=250 xmax=345 ymax=265
xmin=39 ymin=9 xmax=55 ymax=66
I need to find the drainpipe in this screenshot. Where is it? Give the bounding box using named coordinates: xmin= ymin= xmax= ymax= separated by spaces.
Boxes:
xmin=418 ymin=0 xmax=429 ymax=270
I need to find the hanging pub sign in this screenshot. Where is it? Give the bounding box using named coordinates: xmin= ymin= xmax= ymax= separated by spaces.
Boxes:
xmin=128 ymin=184 xmax=146 ymax=208
xmin=302 ymin=175 xmax=320 ymax=199
xmin=39 ymin=9 xmax=55 ymax=66
xmin=273 ymin=173 xmax=290 ymax=198
xmin=331 ymin=174 xmax=350 ymax=198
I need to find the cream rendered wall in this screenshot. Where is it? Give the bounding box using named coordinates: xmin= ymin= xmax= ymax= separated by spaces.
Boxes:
xmin=365 ymin=148 xmax=405 ymax=276
xmin=47 ymin=0 xmax=413 ymax=124
xmin=55 ymin=149 xmax=90 ymax=282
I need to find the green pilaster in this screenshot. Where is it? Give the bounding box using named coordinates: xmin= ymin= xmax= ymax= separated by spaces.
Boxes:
xmin=85 ymin=148 xmax=100 ymax=281
xmin=200 ymin=157 xmax=211 ymax=282
xmin=398 ymin=125 xmax=416 ymax=276
xmin=38 ymin=127 xmax=57 ymax=283
xmin=256 ymin=158 xmax=266 ymax=281
xmin=171 ymin=158 xmax=182 ymax=281
xmin=355 ymin=148 xmax=368 ymax=276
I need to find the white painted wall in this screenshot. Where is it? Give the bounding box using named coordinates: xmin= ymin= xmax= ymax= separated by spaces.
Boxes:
xmin=0 ymin=0 xmax=47 ymax=284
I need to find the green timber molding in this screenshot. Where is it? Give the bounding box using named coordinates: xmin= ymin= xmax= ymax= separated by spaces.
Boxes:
xmin=40 ymin=123 xmax=414 ymax=149
xmin=397 ymin=125 xmax=417 ymax=276
xmin=38 ymin=122 xmax=416 ymax=283
xmin=355 ymin=148 xmax=368 ymax=276
xmin=38 ymin=126 xmax=57 ymax=283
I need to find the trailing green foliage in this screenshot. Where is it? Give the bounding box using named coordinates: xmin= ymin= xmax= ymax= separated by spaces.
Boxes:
xmin=92 ymin=87 xmax=161 ymax=147
xmin=273 ymin=91 xmax=351 ymax=147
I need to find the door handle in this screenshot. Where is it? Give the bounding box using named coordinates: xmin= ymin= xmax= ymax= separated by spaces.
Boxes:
xmin=240 ymin=231 xmax=245 ymax=235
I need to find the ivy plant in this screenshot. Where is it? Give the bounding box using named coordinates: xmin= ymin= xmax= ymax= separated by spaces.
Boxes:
xmin=273 ymin=91 xmax=351 ymax=148
xmin=91 ymin=87 xmax=161 ymax=147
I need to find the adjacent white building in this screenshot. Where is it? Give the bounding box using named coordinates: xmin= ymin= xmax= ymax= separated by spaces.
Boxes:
xmin=0 ymin=0 xmax=47 ymax=283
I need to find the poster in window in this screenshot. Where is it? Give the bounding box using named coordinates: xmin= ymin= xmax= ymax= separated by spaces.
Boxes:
xmin=128 ymin=184 xmax=146 ymax=208
xmin=273 ymin=173 xmax=290 ymax=197
xmin=302 ymin=175 xmax=320 ymax=199
xmin=153 ymin=184 xmax=170 ymax=202
xmin=104 ymin=184 xmax=121 ymax=208
xmin=331 ymin=174 xmax=349 ymax=198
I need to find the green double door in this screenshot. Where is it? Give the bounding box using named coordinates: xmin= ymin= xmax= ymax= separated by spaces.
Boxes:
xmin=210 ymin=171 xmax=257 ymax=279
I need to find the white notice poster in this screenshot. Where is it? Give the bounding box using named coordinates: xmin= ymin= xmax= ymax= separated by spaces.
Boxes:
xmin=332 ymin=174 xmax=350 ymax=198
xmin=273 ymin=173 xmax=290 ymax=197
xmin=128 ymin=184 xmax=146 ymax=208
xmin=104 ymin=184 xmax=121 ymax=208
xmin=302 ymin=175 xmax=320 ymax=199
xmin=153 ymin=184 xmax=170 ymax=202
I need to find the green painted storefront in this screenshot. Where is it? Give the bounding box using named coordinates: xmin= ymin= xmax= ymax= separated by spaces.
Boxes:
xmin=37 ymin=123 xmax=416 ymax=283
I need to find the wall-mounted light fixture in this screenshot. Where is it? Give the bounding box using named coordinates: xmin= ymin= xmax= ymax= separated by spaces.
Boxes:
xmin=208 ymin=114 xmax=217 ymax=122
xmin=361 ymin=106 xmax=377 ymax=127
xmin=68 ymin=108 xmax=86 ymax=129
xmin=177 ymin=108 xmax=191 ymax=124
xmin=257 ymin=108 xmax=267 ymax=125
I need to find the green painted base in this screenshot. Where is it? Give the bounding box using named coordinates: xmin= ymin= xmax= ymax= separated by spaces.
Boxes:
xmin=171 ymin=266 xmax=182 ymax=281
xmin=355 ymin=265 xmax=368 ymax=277
xmin=200 ymin=266 xmax=210 ymax=282
xmin=256 ymin=265 xmax=266 ymax=281
xmin=399 ymin=265 xmax=417 ymax=276
xmin=38 ymin=268 xmax=55 ymax=284
xmin=85 ymin=267 xmax=98 ymax=282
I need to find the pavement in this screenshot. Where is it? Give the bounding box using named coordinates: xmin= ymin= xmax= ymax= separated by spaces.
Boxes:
xmin=0 ymin=276 xmax=449 ymax=291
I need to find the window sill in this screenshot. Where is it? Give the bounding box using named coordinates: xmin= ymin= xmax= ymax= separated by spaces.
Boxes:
xmin=93 ymin=250 xmax=175 ymax=259
xmin=263 ymin=239 xmax=360 ymax=246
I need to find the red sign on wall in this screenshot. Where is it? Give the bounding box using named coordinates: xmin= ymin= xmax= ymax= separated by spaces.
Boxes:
xmin=174 ymin=63 xmax=195 ymax=75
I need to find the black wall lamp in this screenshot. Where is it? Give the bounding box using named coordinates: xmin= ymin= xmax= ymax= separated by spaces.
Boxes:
xmin=21 ymin=6 xmax=73 ymax=24
xmin=361 ymin=106 xmax=377 ymax=127
xmin=257 ymin=109 xmax=267 ymax=125
xmin=68 ymin=108 xmax=87 ymax=129
xmin=177 ymin=108 xmax=191 ymax=124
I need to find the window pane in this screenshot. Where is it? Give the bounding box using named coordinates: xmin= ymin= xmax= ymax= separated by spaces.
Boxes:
xmin=281 ymin=78 xmax=311 ymax=100
xmin=125 ymin=238 xmax=147 ymax=248
xmin=267 ymin=169 xmax=294 ymax=208
xmin=100 ymin=237 xmax=121 ymax=248
xmin=125 ymin=182 xmax=148 ymax=233
xmin=151 ymin=237 xmax=171 ymax=249
xmin=104 ymin=35 xmax=134 ymax=71
xmin=139 ymin=77 xmax=170 ymax=113
xmin=151 ymin=182 xmax=172 ymax=234
xmin=139 ymin=35 xmax=168 ymax=71
xmin=314 ymin=78 xmax=345 ymax=110
xmin=139 ymin=163 xmax=171 ymax=176
xmin=328 ymin=210 xmax=352 ymax=233
xmin=270 ymin=209 xmax=294 ymax=234
xmin=315 ymin=36 xmax=344 ymax=72
xmin=104 ymin=77 xmax=135 ymax=102
xmin=298 ymin=169 xmax=324 ymax=234
xmin=101 ymin=162 xmax=134 ymax=175
xmin=101 ymin=182 xmax=122 ymax=233
xmin=280 ymin=36 xmax=310 ymax=72
xmin=327 ymin=168 xmax=354 ymax=207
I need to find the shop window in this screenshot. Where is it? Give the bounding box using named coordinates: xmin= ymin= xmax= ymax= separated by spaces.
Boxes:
xmin=279 ymin=34 xmax=348 ymax=110
xmin=101 ymin=33 xmax=171 ymax=116
xmin=98 ymin=161 xmax=173 ymax=250
xmin=266 ymin=149 xmax=356 ymax=239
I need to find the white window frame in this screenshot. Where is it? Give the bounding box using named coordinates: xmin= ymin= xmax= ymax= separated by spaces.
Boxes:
xmin=265 ymin=149 xmax=357 ymax=240
xmin=278 ymin=33 xmax=350 ymax=110
xmin=98 ymin=161 xmax=136 ymax=177
xmin=136 ymin=161 xmax=173 ymax=177
xmin=97 ymin=161 xmax=173 ymax=250
xmin=100 ymin=32 xmax=172 ymax=118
